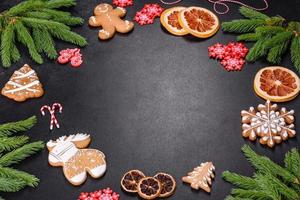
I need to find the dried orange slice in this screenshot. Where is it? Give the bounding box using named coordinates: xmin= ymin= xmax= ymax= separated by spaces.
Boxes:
xmin=137 ymin=177 xmax=162 ymax=199
xmin=254 ymin=66 xmax=300 ymax=102
xmin=178 ymin=7 xmax=219 ymax=38
xmin=160 ymin=7 xmax=189 ymax=36
xmin=121 ymin=170 xmax=145 ymax=193
xmin=154 ymin=173 xmax=176 ymax=198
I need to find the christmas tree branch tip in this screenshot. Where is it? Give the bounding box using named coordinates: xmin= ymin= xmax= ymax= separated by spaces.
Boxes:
xmin=0 ymin=116 xmax=37 ymax=137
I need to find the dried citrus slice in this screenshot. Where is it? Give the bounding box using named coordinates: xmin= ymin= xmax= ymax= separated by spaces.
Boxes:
xmin=121 ymin=170 xmax=145 ymax=193
xmin=254 ymin=66 xmax=300 ymax=102
xmin=137 ymin=177 xmax=162 ymax=199
xmin=160 ymin=7 xmax=189 ymax=36
xmin=154 ymin=173 xmax=176 ymax=198
xmin=178 ymin=7 xmax=219 ymax=38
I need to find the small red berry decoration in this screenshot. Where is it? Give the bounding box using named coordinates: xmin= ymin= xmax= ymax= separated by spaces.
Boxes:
xmin=78 ymin=188 xmax=120 ymax=200
xmin=112 ymin=0 xmax=133 ymax=7
xmin=208 ymin=42 xmax=248 ymax=72
xmin=134 ymin=4 xmax=164 ymax=25
xmin=57 ymin=48 xmax=83 ymax=68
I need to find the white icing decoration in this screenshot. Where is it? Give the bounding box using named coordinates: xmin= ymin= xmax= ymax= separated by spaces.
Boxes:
xmin=4 ymin=80 xmax=40 ymax=94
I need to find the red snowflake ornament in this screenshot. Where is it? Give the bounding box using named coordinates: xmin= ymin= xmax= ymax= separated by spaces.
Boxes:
xmin=134 ymin=11 xmax=154 ymax=25
xmin=208 ymin=43 xmax=227 ymax=59
xmin=141 ymin=4 xmax=164 ymax=18
xmin=225 ymin=42 xmax=249 ymax=58
xmin=221 ymin=56 xmax=245 ymax=71
xmin=112 ymin=0 xmax=133 ymax=7
xmin=78 ymin=188 xmax=119 ymax=200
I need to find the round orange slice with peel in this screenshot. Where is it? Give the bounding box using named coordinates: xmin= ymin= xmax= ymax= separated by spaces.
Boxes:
xmin=160 ymin=7 xmax=189 ymax=36
xmin=154 ymin=173 xmax=176 ymax=198
xmin=137 ymin=177 xmax=162 ymax=199
xmin=121 ymin=170 xmax=145 ymax=193
xmin=178 ymin=7 xmax=220 ymax=38
xmin=254 ymin=66 xmax=300 ymax=102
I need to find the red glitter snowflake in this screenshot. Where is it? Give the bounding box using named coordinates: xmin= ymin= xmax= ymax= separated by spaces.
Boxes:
xmin=208 ymin=43 xmax=227 ymax=59
xmin=208 ymin=42 xmax=248 ymax=72
xmin=221 ymin=56 xmax=245 ymax=71
xmin=134 ymin=11 xmax=154 ymax=25
xmin=78 ymin=188 xmax=119 ymax=200
xmin=112 ymin=0 xmax=133 ymax=7
xmin=225 ymin=42 xmax=249 ymax=58
xmin=141 ymin=4 xmax=164 ymax=18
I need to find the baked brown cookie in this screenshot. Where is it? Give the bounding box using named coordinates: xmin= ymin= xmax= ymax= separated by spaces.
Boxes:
xmin=1 ymin=64 xmax=44 ymax=102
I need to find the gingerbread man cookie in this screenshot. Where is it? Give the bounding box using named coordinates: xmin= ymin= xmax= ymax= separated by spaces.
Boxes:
xmin=89 ymin=3 xmax=134 ymax=40
xmin=47 ymin=133 xmax=106 ymax=186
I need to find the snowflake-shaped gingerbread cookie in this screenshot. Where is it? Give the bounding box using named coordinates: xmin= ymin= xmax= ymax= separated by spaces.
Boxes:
xmin=241 ymin=100 xmax=296 ymax=148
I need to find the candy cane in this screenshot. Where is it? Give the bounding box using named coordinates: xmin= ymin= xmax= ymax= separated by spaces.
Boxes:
xmin=159 ymin=0 xmax=269 ymax=14
xmin=41 ymin=103 xmax=63 ymax=130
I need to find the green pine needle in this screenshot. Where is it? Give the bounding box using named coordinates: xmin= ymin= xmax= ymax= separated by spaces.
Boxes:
xmin=46 ymin=0 xmax=76 ymax=9
xmin=264 ymin=31 xmax=294 ymax=49
xmin=239 ymin=6 xmax=269 ymax=20
xmin=255 ymin=26 xmax=285 ymax=35
xmin=50 ymin=28 xmax=87 ymax=46
xmin=246 ymin=38 xmax=268 ymax=62
xmin=0 ymin=136 xmax=29 ymax=153
xmin=0 ymin=116 xmax=36 ymax=137
xmin=237 ymin=33 xmax=260 ymax=42
xmin=14 ymin=20 xmax=43 ymax=64
xmin=0 ymin=176 xmax=27 ymax=192
xmin=22 ymin=17 xmax=70 ymax=31
xmin=231 ymin=189 xmax=269 ymax=200
xmin=1 ymin=23 xmax=14 ymax=67
xmin=267 ymin=41 xmax=289 ymax=64
xmin=0 ymin=167 xmax=39 ymax=187
xmin=32 ymin=28 xmax=57 ymax=59
xmin=285 ymin=149 xmax=300 ymax=180
xmin=222 ymin=19 xmax=266 ymax=33
xmin=291 ymin=36 xmax=300 ymax=72
xmin=223 ymin=171 xmax=258 ymax=189
xmin=0 ymin=141 xmax=44 ymax=167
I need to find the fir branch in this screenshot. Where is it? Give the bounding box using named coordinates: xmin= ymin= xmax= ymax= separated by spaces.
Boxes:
xmin=241 ymin=145 xmax=297 ymax=184
xmin=46 ymin=0 xmax=76 ymax=9
xmin=230 ymin=189 xmax=270 ymax=200
xmin=223 ymin=171 xmax=258 ymax=189
xmin=10 ymin=42 xmax=21 ymax=63
xmin=32 ymin=28 xmax=57 ymax=59
xmin=22 ymin=17 xmax=70 ymax=31
xmin=0 ymin=136 xmax=29 ymax=153
xmin=6 ymin=1 xmax=44 ymax=16
xmin=24 ymin=11 xmax=52 ymax=19
xmin=239 ymin=6 xmax=269 ymax=20
xmin=267 ymin=41 xmax=289 ymax=64
xmin=263 ymin=31 xmax=294 ymax=49
xmin=255 ymin=26 xmax=285 ymax=35
xmin=284 ymin=148 xmax=300 ymax=180
xmin=246 ymin=37 xmax=269 ymax=62
xmin=0 ymin=141 xmax=44 ymax=167
xmin=14 ymin=20 xmax=43 ymax=64
xmin=237 ymin=33 xmax=260 ymax=42
xmin=222 ymin=19 xmax=266 ymax=33
xmin=225 ymin=196 xmax=252 ymax=200
xmin=266 ymin=16 xmax=285 ymax=26
xmin=0 ymin=23 xmax=14 ymax=67
xmin=50 ymin=28 xmax=87 ymax=46
xmin=0 ymin=167 xmax=39 ymax=187
xmin=0 ymin=176 xmax=27 ymax=192
xmin=0 ymin=116 xmax=36 ymax=137
xmin=291 ymin=36 xmax=300 ymax=72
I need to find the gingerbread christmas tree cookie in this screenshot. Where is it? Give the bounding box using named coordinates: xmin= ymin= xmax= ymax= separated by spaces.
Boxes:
xmin=241 ymin=100 xmax=296 ymax=148
xmin=182 ymin=162 xmax=215 ymax=193
xmin=1 ymin=64 xmax=44 ymax=102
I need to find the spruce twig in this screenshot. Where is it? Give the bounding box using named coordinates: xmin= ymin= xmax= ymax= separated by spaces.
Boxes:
xmin=0 ymin=136 xmax=29 ymax=153
xmin=0 ymin=167 xmax=39 ymax=187
xmin=0 ymin=141 xmax=44 ymax=167
xmin=0 ymin=116 xmax=36 ymax=137
xmin=0 ymin=177 xmax=27 ymax=192
xmin=223 ymin=145 xmax=300 ymax=200
xmin=0 ymin=0 xmax=87 ymax=67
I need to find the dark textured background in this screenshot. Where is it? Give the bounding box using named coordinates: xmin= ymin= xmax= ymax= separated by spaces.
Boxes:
xmin=0 ymin=0 xmax=299 ymax=199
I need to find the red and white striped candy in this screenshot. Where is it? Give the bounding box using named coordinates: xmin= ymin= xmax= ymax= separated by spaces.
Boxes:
xmin=41 ymin=103 xmax=63 ymax=130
